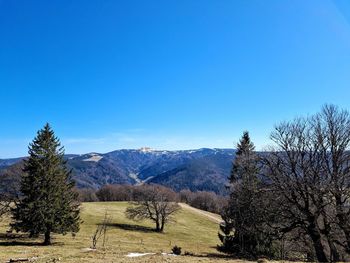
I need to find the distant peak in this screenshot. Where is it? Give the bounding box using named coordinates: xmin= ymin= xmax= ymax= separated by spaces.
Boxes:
xmin=83 ymin=153 xmax=103 ymax=162
xmin=139 ymin=147 xmax=154 ymax=153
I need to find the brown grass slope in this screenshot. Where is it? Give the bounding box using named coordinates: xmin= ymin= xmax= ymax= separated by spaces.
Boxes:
xmin=0 ymin=202 xmax=250 ymax=262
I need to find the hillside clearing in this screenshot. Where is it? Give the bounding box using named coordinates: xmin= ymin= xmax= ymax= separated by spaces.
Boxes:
xmin=0 ymin=202 xmax=240 ymax=262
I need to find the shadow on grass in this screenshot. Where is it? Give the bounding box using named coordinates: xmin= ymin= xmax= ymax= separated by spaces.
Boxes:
xmin=186 ymin=249 xmax=257 ymax=261
xmin=0 ymin=240 xmax=45 ymax=246
xmin=106 ymin=223 xmax=157 ymax=233
xmin=201 ymin=253 xmax=240 ymax=259
xmin=184 ymin=247 xmax=242 ymax=260
xmin=0 ymin=233 xmax=30 ymax=239
xmin=0 ymin=233 xmax=63 ymax=247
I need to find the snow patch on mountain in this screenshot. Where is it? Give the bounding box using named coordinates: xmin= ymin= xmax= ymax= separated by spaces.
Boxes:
xmin=83 ymin=153 xmax=103 ymax=162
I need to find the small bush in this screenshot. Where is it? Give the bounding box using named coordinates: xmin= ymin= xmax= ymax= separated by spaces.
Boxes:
xmin=172 ymin=245 xmax=182 ymax=255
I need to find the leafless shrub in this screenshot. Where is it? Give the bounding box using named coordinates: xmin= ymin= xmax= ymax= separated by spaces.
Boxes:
xmin=91 ymin=211 xmax=112 ymax=249
xmin=179 ymin=189 xmax=226 ymax=214
xmin=75 ymin=188 xmax=98 ymax=202
xmin=96 ymin=184 xmax=134 ymax=201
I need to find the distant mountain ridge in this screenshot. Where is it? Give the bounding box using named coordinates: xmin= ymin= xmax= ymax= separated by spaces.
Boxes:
xmin=0 ymin=148 xmax=235 ymax=194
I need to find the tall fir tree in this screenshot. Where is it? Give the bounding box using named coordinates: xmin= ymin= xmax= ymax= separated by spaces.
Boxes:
xmin=228 ymin=131 xmax=258 ymax=184
xmin=11 ymin=124 xmax=80 ymax=245
xmin=218 ymin=131 xmax=274 ymax=257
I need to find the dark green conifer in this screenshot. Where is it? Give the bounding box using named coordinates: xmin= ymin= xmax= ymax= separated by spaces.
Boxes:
xmin=11 ymin=124 xmax=80 ymax=245
xmin=217 ymin=208 xmax=236 ymax=253
xmin=229 ymin=131 xmax=258 ymax=184
xmin=218 ymin=131 xmax=274 ymax=257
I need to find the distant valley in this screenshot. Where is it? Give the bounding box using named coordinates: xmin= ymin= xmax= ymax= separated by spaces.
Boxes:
xmin=0 ymin=148 xmax=235 ymax=194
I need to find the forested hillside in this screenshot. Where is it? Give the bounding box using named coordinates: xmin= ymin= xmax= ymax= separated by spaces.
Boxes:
xmin=0 ymin=148 xmax=235 ymax=194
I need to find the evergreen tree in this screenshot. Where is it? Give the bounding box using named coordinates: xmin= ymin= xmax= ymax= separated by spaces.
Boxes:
xmin=218 ymin=131 xmax=275 ymax=257
xmin=228 ymin=131 xmax=258 ymax=184
xmin=218 ymin=207 xmax=236 ymax=253
xmin=11 ymin=124 xmax=80 ymax=245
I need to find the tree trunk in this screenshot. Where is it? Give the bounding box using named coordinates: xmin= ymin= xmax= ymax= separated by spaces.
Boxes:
xmin=337 ymin=213 xmax=350 ymax=253
xmin=307 ymin=223 xmax=328 ymax=262
xmin=155 ymin=221 xmax=161 ymax=232
xmin=323 ymin=214 xmax=340 ymax=262
xmin=335 ymin=196 xmax=350 ymax=253
xmin=328 ymin=240 xmax=340 ymax=262
xmin=43 ymin=230 xmax=51 ymax=245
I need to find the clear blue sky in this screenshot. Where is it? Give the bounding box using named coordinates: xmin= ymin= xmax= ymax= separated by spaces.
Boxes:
xmin=1 ymin=0 xmax=350 ymax=157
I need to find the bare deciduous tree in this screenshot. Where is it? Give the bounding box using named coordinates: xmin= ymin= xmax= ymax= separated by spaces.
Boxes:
xmin=312 ymin=105 xmax=350 ymax=254
xmin=125 ymin=184 xmax=180 ymax=232
xmin=75 ymin=188 xmax=98 ymax=202
xmin=263 ymin=104 xmax=350 ymax=262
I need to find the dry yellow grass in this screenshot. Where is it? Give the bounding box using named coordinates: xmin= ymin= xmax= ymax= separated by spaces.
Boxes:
xmin=0 ymin=202 xmax=248 ymax=262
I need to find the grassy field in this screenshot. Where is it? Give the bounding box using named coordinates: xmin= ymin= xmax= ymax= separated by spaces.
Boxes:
xmin=0 ymin=202 xmax=247 ymax=262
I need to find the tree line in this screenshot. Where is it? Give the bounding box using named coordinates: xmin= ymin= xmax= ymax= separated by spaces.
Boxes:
xmin=76 ymin=184 xmax=226 ymax=214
